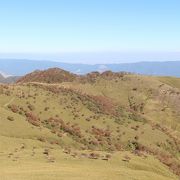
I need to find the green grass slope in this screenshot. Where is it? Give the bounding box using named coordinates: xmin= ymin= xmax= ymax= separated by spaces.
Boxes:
xmin=0 ymin=72 xmax=180 ymax=179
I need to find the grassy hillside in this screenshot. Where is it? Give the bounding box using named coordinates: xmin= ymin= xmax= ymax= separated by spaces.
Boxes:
xmin=0 ymin=70 xmax=180 ymax=179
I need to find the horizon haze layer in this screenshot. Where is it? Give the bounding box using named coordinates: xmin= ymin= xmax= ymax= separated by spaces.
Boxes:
xmin=0 ymin=52 xmax=180 ymax=64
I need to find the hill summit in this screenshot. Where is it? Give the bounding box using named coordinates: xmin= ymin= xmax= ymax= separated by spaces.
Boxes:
xmin=17 ymin=68 xmax=77 ymax=83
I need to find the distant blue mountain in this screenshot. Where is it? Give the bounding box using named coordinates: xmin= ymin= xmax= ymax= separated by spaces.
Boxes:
xmin=0 ymin=59 xmax=180 ymax=77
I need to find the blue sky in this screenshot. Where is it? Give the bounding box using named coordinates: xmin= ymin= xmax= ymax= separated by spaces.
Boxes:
xmin=0 ymin=0 xmax=180 ymax=63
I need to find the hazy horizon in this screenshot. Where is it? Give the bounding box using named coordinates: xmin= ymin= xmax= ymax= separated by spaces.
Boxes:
xmin=0 ymin=51 xmax=180 ymax=64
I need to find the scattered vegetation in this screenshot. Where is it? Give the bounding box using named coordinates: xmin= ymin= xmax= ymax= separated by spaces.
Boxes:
xmin=0 ymin=69 xmax=180 ymax=179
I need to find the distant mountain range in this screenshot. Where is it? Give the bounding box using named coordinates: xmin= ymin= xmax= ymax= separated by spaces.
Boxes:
xmin=0 ymin=59 xmax=180 ymax=77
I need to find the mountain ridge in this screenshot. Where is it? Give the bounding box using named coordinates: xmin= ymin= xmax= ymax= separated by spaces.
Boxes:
xmin=17 ymin=68 xmax=131 ymax=84
xmin=0 ymin=59 xmax=180 ymax=77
